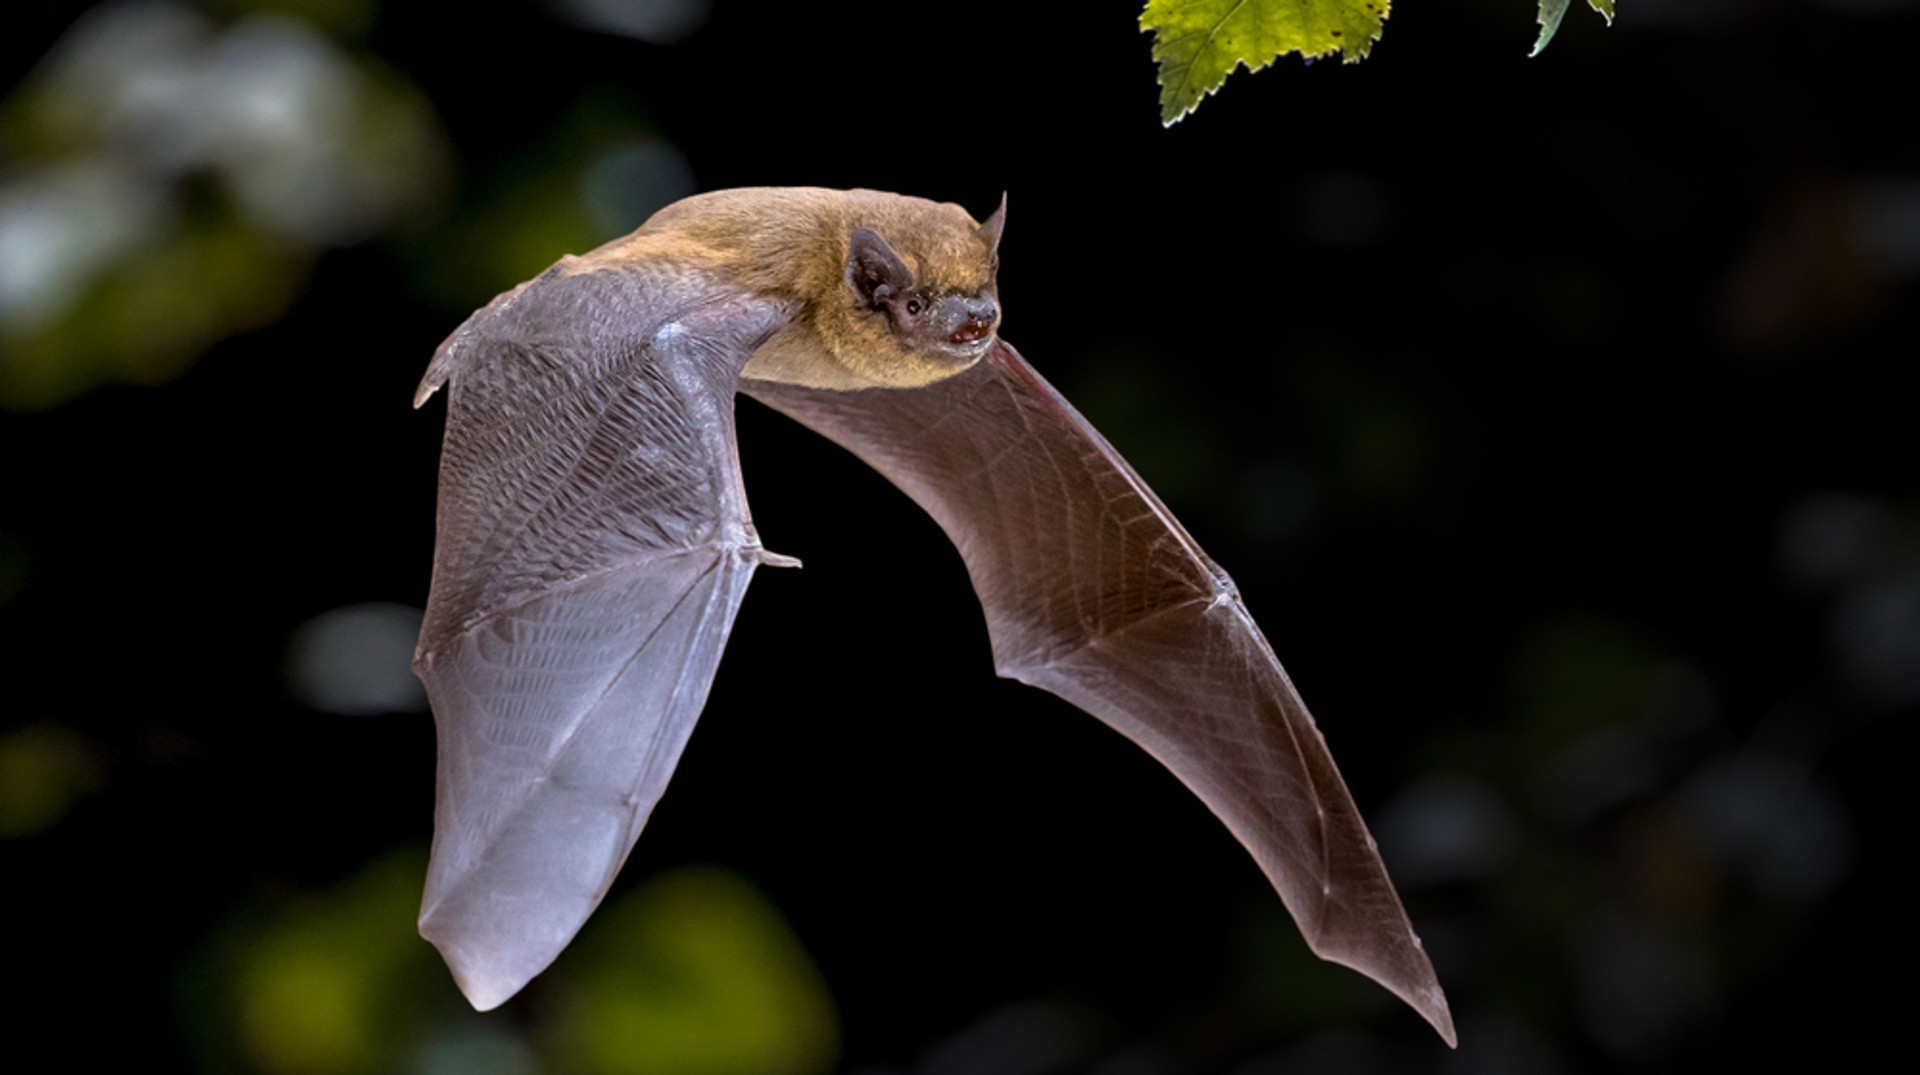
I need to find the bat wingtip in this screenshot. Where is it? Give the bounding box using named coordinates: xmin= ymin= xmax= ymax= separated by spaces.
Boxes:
xmin=1428 ymin=995 xmax=1459 ymax=1049
xmin=423 ymin=930 xmax=536 ymax=1011
xmin=1403 ymin=942 xmax=1458 ymax=1047
xmin=1304 ymin=924 xmax=1457 ymax=1047
xmin=420 ymin=905 xmax=551 ymax=1012
xmin=1393 ymin=964 xmax=1457 ymax=1047
xmin=457 ymin=979 xmax=517 ymax=1013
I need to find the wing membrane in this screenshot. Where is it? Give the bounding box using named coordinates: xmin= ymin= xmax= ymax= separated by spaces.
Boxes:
xmin=418 ymin=550 xmax=755 ymax=1009
xmin=742 ymin=341 xmax=1455 ymax=1045
xmin=416 ymin=271 xmax=787 ymax=1009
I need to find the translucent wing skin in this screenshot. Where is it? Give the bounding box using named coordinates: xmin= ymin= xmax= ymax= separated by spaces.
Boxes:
xmin=742 ymin=341 xmax=1456 ymax=1045
xmin=413 ymin=264 xmax=793 ymax=1010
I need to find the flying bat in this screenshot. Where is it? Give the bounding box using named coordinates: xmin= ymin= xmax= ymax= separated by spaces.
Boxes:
xmin=411 ymin=187 xmax=1455 ymax=1045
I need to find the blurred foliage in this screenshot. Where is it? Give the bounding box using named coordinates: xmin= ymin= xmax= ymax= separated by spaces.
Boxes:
xmin=549 ymin=867 xmax=840 ymax=1075
xmin=200 ymin=0 xmax=381 ymax=41
xmin=0 ymin=0 xmax=448 ymax=409
xmin=227 ymin=852 xmax=438 ymax=1075
xmin=0 ymin=722 xmax=101 ymax=837
xmin=184 ymin=856 xmax=835 ymax=1075
xmin=2 ymin=195 xmax=307 ymax=405
xmin=408 ymin=90 xmax=692 ymax=312
xmin=175 ymin=852 xmax=819 ymax=1075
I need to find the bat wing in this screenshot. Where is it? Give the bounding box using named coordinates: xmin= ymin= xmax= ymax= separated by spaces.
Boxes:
xmin=414 ymin=267 xmax=792 ymax=1010
xmin=741 ymin=341 xmax=1456 ymax=1045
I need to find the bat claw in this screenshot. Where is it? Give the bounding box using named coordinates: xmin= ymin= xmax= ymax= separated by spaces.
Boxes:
xmin=753 ymin=548 xmax=802 ymax=568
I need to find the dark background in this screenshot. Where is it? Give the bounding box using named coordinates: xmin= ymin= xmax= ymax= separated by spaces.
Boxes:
xmin=3 ymin=2 xmax=1915 ymax=1073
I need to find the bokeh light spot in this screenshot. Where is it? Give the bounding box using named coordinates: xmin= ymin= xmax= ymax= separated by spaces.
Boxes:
xmin=286 ymin=602 xmax=427 ymax=716
xmin=0 ymin=723 xmax=101 ymax=838
xmin=231 ymin=851 xmax=440 ymax=1075
xmin=550 ymin=866 xmax=839 ymax=1075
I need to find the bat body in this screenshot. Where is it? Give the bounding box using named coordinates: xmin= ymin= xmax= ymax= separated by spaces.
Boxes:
xmin=413 ymin=187 xmax=1455 ymax=1044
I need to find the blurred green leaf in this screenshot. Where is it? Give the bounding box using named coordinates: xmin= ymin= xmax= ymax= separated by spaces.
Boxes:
xmin=226 ymin=851 xmax=443 ymax=1075
xmin=410 ymin=91 xmax=682 ymax=313
xmin=206 ymin=0 xmax=381 ymax=41
xmin=1 ymin=204 xmax=308 ymax=409
xmin=0 ymin=723 xmax=100 ymax=837
xmin=549 ymin=867 xmax=839 ymax=1075
xmin=1141 ymin=0 xmax=1389 ymax=125
xmin=415 ymin=168 xmax=606 ymax=313
xmin=0 ymin=2 xmax=447 ymax=408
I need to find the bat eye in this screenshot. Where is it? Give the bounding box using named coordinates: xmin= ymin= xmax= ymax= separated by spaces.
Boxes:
xmin=905 ymin=299 xmax=922 ymax=315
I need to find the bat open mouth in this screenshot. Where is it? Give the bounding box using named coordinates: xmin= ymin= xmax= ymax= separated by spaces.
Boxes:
xmin=949 ymin=319 xmax=992 ymax=346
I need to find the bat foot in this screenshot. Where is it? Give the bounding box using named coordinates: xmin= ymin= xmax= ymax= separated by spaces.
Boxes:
xmin=753 ymin=548 xmax=803 ymax=569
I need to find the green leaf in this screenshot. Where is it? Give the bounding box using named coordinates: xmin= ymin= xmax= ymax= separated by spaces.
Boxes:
xmin=1142 ymin=0 xmax=1390 ymax=125
xmin=1533 ymin=0 xmax=1616 ymax=58
xmin=1532 ymin=0 xmax=1569 ymax=56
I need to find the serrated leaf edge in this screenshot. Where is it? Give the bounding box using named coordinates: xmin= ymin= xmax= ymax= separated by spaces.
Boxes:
xmin=1533 ymin=0 xmax=1615 ymax=57
xmin=1142 ymin=0 xmax=1388 ymax=126
xmin=1532 ymin=0 xmax=1571 ymax=57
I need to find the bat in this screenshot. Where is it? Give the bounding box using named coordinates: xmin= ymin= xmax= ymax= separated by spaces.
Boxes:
xmin=410 ymin=187 xmax=1455 ymax=1045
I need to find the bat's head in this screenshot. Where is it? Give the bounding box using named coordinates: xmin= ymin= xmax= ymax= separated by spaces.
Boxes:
xmin=738 ymin=190 xmax=1005 ymax=390
xmin=823 ymin=192 xmax=1004 ymax=387
xmin=844 ymin=223 xmax=998 ymax=361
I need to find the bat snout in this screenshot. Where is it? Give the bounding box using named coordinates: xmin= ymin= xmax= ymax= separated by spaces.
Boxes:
xmin=946 ymin=297 xmax=999 ymax=346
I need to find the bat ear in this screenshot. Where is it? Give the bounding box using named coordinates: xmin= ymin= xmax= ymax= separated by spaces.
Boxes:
xmin=845 ymin=227 xmax=915 ymax=306
xmin=978 ymin=192 xmax=1007 ymax=264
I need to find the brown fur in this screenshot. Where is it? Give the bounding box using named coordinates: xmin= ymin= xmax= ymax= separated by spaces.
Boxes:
xmin=569 ymin=188 xmax=1000 ymax=389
